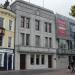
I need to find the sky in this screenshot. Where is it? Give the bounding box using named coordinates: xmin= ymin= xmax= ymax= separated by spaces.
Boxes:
xmin=0 ymin=0 xmax=75 ymax=19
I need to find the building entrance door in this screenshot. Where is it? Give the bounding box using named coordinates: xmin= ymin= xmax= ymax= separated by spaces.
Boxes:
xmin=8 ymin=55 xmax=12 ymax=70
xmin=48 ymin=55 xmax=52 ymax=68
xmin=20 ymin=54 xmax=26 ymax=70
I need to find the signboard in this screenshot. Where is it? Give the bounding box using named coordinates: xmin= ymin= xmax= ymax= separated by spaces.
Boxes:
xmin=56 ymin=19 xmax=68 ymax=38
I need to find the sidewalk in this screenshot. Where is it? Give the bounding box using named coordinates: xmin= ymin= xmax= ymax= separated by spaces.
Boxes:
xmin=34 ymin=69 xmax=75 ymax=75
xmin=0 ymin=68 xmax=75 ymax=75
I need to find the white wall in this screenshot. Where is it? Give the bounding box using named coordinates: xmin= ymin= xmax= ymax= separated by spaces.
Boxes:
xmin=15 ymin=52 xmax=20 ymax=70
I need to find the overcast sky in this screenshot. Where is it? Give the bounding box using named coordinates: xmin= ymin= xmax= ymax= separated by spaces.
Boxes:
xmin=0 ymin=0 xmax=75 ymax=19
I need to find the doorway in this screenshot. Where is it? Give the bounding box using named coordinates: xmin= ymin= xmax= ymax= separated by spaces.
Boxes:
xmin=20 ymin=54 xmax=26 ymax=70
xmin=8 ymin=55 xmax=12 ymax=70
xmin=48 ymin=55 xmax=52 ymax=68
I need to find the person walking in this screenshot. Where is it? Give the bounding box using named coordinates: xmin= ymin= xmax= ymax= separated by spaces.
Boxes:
xmin=70 ymin=60 xmax=75 ymax=72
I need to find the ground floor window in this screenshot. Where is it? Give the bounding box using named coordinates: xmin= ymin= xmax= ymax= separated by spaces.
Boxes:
xmin=36 ymin=55 xmax=40 ymax=65
xmin=30 ymin=54 xmax=45 ymax=65
xmin=41 ymin=55 xmax=45 ymax=65
xmin=30 ymin=54 xmax=34 ymax=65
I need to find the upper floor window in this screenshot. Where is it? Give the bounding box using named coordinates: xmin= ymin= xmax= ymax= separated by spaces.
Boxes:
xmin=0 ymin=17 xmax=4 ymax=27
xmin=45 ymin=37 xmax=48 ymax=47
xmin=26 ymin=18 xmax=30 ymax=28
xmin=45 ymin=37 xmax=52 ymax=48
xmin=0 ymin=36 xmax=3 ymax=46
xmin=45 ymin=22 xmax=51 ymax=33
xmin=35 ymin=35 xmax=40 ymax=47
xmin=35 ymin=19 xmax=40 ymax=31
xmin=21 ymin=16 xmax=25 ymax=28
xmin=45 ymin=22 xmax=47 ymax=32
xmin=48 ymin=23 xmax=51 ymax=33
xmin=49 ymin=38 xmax=52 ymax=48
xmin=8 ymin=37 xmax=12 ymax=47
xmin=9 ymin=20 xmax=12 ymax=30
xmin=21 ymin=33 xmax=25 ymax=45
xmin=26 ymin=34 xmax=30 ymax=46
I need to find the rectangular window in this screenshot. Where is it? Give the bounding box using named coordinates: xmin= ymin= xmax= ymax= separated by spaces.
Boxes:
xmin=45 ymin=37 xmax=48 ymax=47
xmin=0 ymin=36 xmax=3 ymax=46
xmin=35 ymin=35 xmax=40 ymax=47
xmin=45 ymin=22 xmax=47 ymax=32
xmin=26 ymin=34 xmax=30 ymax=46
xmin=21 ymin=33 xmax=25 ymax=45
xmin=49 ymin=38 xmax=52 ymax=48
xmin=45 ymin=22 xmax=51 ymax=33
xmin=0 ymin=54 xmax=2 ymax=66
xmin=30 ymin=54 xmax=34 ymax=65
xmin=0 ymin=17 xmax=3 ymax=27
xmin=8 ymin=37 xmax=12 ymax=47
xmin=35 ymin=20 xmax=40 ymax=30
xmin=21 ymin=16 xmax=25 ymax=28
xmin=41 ymin=55 xmax=45 ymax=65
xmin=36 ymin=55 xmax=40 ymax=65
xmin=26 ymin=18 xmax=30 ymax=28
xmin=48 ymin=23 xmax=51 ymax=33
xmin=9 ymin=20 xmax=12 ymax=30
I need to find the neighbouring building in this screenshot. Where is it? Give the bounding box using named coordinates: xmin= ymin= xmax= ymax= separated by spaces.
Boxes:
xmin=0 ymin=0 xmax=15 ymax=70
xmin=55 ymin=14 xmax=75 ymax=69
xmin=11 ymin=0 xmax=56 ymax=70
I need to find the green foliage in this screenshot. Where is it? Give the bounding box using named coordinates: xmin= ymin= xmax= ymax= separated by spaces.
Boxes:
xmin=70 ymin=5 xmax=75 ymax=17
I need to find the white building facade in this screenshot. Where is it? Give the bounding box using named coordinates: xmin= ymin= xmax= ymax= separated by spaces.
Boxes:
xmin=11 ymin=0 xmax=56 ymax=70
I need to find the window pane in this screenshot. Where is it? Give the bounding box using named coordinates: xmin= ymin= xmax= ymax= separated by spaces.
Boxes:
xmin=0 ymin=36 xmax=2 ymax=46
xmin=45 ymin=22 xmax=47 ymax=32
xmin=26 ymin=18 xmax=30 ymax=28
xmin=49 ymin=38 xmax=52 ymax=48
xmin=26 ymin=34 xmax=30 ymax=46
xmin=35 ymin=35 xmax=40 ymax=47
xmin=36 ymin=55 xmax=40 ymax=65
xmin=49 ymin=23 xmax=51 ymax=33
xmin=41 ymin=55 xmax=45 ymax=65
xmin=21 ymin=16 xmax=25 ymax=28
xmin=35 ymin=20 xmax=40 ymax=30
xmin=9 ymin=20 xmax=12 ymax=30
xmin=30 ymin=54 xmax=34 ymax=65
xmin=21 ymin=33 xmax=25 ymax=45
xmin=45 ymin=37 xmax=48 ymax=47
xmin=8 ymin=37 xmax=12 ymax=47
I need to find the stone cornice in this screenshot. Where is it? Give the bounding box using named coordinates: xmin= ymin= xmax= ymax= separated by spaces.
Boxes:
xmin=0 ymin=7 xmax=15 ymax=18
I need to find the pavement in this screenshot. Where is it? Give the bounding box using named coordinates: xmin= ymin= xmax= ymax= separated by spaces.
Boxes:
xmin=0 ymin=69 xmax=75 ymax=75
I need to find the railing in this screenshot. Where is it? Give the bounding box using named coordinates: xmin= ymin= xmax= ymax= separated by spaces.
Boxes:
xmin=56 ymin=48 xmax=75 ymax=55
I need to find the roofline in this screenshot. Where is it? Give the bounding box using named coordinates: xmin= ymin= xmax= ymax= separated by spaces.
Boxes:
xmin=11 ymin=0 xmax=54 ymax=14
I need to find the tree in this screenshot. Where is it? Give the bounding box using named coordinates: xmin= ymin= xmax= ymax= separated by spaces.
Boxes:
xmin=70 ymin=5 xmax=75 ymax=17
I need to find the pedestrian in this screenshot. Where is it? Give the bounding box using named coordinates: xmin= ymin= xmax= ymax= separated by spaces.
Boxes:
xmin=68 ymin=64 xmax=71 ymax=72
xmin=70 ymin=60 xmax=75 ymax=72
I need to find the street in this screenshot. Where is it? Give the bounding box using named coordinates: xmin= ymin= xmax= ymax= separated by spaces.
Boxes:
xmin=0 ymin=69 xmax=75 ymax=75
